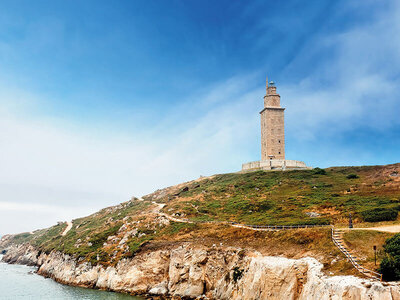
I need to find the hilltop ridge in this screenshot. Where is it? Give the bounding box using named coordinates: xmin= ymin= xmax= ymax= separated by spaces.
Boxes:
xmin=145 ymin=163 xmax=400 ymax=225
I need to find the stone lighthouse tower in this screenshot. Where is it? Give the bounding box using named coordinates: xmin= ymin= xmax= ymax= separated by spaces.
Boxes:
xmin=260 ymin=79 xmax=285 ymax=160
xmin=242 ymin=77 xmax=309 ymax=171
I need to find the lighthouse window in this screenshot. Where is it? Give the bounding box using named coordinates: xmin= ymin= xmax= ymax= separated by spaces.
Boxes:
xmin=279 ymin=151 xmax=281 ymax=154
xmin=278 ymin=140 xmax=281 ymax=143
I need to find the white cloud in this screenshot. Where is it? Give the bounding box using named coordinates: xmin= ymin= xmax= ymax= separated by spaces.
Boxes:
xmin=280 ymin=1 xmax=400 ymax=142
xmin=0 ymin=75 xmax=263 ymax=234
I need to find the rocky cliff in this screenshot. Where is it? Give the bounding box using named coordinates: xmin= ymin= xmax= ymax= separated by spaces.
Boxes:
xmin=2 ymin=243 xmax=400 ymax=300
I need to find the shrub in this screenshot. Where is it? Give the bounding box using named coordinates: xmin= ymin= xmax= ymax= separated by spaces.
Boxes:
xmin=198 ymin=208 xmax=210 ymax=214
xmin=313 ymin=168 xmax=327 ymax=175
xmin=346 ymin=174 xmax=359 ymax=179
xmin=127 ymin=238 xmax=152 ymax=256
xmin=89 ymin=224 xmax=122 ymax=250
xmin=380 ymin=256 xmax=399 ymax=281
xmin=380 ymin=234 xmax=400 ymax=280
xmin=253 ymin=200 xmax=273 ymax=212
xmin=361 ymin=208 xmax=398 ymax=222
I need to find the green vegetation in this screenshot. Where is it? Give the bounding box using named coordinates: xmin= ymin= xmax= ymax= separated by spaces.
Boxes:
xmin=123 ymin=222 xmax=198 ymax=257
xmin=347 ymin=174 xmax=359 ymax=179
xmin=156 ymin=165 xmax=400 ymax=226
xmin=361 ymin=208 xmax=399 ymax=222
xmin=4 ymin=200 xmax=205 ymax=266
xmin=163 ymin=222 xmax=198 ymax=235
xmin=313 ymin=167 xmax=327 ymax=175
xmin=127 ymin=235 xmax=154 ymax=256
xmin=88 ymin=223 xmax=122 ymax=252
xmin=380 ymin=234 xmax=400 ymax=281
xmin=342 ymin=230 xmax=392 ymax=272
xmin=6 ymin=200 xmax=152 ymax=260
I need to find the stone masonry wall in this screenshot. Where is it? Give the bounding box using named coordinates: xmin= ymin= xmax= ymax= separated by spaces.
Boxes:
xmin=260 ymin=83 xmax=285 ymax=161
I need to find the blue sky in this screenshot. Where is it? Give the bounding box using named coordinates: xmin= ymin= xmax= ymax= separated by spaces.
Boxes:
xmin=0 ymin=0 xmax=399 ymax=233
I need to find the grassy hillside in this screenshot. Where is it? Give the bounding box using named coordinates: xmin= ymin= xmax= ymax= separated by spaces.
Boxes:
xmin=342 ymin=230 xmax=393 ymax=271
xmin=1 ymin=163 xmax=400 ymax=276
xmin=146 ymin=164 xmax=400 ymax=226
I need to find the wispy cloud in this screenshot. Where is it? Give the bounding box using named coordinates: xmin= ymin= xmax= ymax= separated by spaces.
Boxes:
xmin=280 ymin=1 xmax=400 ymax=143
xmin=0 ymin=75 xmax=263 ymax=234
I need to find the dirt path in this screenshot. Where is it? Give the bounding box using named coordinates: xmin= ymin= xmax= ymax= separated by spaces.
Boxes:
xmin=151 ymin=201 xmax=166 ymax=213
xmin=151 ymin=201 xmax=191 ymax=223
xmin=160 ymin=213 xmax=193 ymax=223
xmin=349 ymin=225 xmax=400 ymax=233
xmin=61 ymin=221 xmax=73 ymax=236
xmin=231 ymin=224 xmax=274 ymax=231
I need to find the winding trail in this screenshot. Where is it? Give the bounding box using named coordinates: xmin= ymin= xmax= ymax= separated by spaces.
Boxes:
xmin=61 ymin=221 xmax=73 ymax=236
xmin=151 ymin=201 xmax=166 ymax=213
xmin=231 ymin=224 xmax=274 ymax=231
xmin=152 ymin=201 xmax=192 ymax=223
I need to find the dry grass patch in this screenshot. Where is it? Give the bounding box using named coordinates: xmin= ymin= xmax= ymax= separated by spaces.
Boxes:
xmin=342 ymin=230 xmax=394 ymax=271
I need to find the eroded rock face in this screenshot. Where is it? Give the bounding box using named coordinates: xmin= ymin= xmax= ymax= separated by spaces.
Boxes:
xmin=2 ymin=244 xmax=40 ymax=266
xmin=2 ymin=243 xmax=400 ymax=299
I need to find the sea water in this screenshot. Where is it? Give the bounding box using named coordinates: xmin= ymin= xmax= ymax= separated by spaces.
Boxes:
xmin=0 ymin=255 xmax=143 ymax=300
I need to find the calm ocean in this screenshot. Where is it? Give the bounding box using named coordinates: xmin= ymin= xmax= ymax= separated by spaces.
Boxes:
xmin=0 ymin=255 xmax=143 ymax=300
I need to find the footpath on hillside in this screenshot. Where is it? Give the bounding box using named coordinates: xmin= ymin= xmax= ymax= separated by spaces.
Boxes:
xmin=344 ymin=225 xmax=400 ymax=233
xmin=61 ymin=221 xmax=73 ymax=236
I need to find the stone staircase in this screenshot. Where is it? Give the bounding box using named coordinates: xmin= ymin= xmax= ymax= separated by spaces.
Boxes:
xmin=331 ymin=227 xmax=382 ymax=280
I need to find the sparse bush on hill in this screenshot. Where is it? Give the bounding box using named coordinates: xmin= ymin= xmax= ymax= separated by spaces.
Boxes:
xmin=361 ymin=207 xmax=398 ymax=222
xmin=346 ymin=174 xmax=359 ymax=179
xmin=253 ymin=200 xmax=274 ymax=212
xmin=380 ymin=234 xmax=400 ymax=281
xmin=313 ymin=168 xmax=327 ymax=175
xmin=127 ymin=236 xmax=154 ymax=257
xmin=89 ymin=223 xmax=122 ymax=251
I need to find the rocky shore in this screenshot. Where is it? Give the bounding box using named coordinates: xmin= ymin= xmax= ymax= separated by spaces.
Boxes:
xmin=2 ymin=242 xmax=400 ymax=299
